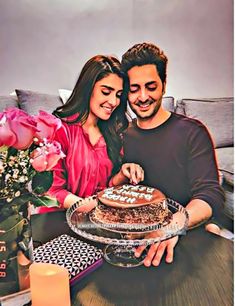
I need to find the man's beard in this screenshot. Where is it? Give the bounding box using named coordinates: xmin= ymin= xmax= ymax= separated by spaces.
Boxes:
xmin=130 ymin=98 xmax=162 ymax=121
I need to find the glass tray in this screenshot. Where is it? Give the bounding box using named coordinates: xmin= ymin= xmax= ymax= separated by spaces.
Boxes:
xmin=66 ymin=198 xmax=189 ymax=267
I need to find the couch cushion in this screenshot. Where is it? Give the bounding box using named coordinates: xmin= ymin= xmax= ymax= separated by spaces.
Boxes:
xmin=176 ymin=98 xmax=233 ymax=148
xmin=0 ymin=96 xmax=18 ymax=112
xmin=215 ymin=147 xmax=234 ymax=185
xmin=175 ymin=97 xmax=234 ymax=115
xmin=162 ymin=96 xmax=175 ymax=112
xmin=224 ymin=189 xmax=234 ymax=220
xmin=16 ymin=89 xmax=63 ymax=115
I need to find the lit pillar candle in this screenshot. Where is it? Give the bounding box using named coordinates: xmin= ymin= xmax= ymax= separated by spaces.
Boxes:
xmin=29 ymin=263 xmax=71 ymax=306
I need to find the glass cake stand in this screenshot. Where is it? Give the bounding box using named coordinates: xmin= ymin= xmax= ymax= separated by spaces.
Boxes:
xmin=66 ymin=198 xmax=189 ymax=267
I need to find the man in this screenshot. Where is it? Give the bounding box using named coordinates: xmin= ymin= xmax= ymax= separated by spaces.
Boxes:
xmin=119 ymin=42 xmax=225 ymax=267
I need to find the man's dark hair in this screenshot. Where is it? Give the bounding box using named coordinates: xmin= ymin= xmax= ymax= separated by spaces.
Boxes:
xmin=121 ymin=42 xmax=168 ymax=84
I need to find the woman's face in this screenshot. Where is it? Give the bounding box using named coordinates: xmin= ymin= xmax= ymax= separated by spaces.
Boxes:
xmin=89 ymin=73 xmax=123 ymax=121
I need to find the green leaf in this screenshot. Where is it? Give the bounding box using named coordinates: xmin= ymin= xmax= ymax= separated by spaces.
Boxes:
xmin=7 ymin=147 xmax=18 ymax=158
xmin=8 ymin=193 xmax=59 ymax=208
xmin=32 ymin=171 xmax=53 ymax=194
xmin=10 ymin=195 xmax=32 ymax=205
xmin=0 ymin=145 xmax=8 ymax=152
xmin=30 ymin=195 xmax=59 ymax=207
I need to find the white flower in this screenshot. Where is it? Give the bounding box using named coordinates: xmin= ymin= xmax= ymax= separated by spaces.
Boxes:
xmin=5 ymin=174 xmax=10 ymax=181
xmin=0 ymin=161 xmax=4 ymax=173
xmin=0 ymin=114 xmax=6 ymax=125
xmin=19 ymin=176 xmax=26 ymax=183
xmin=27 ymin=180 xmax=33 ymax=192
xmin=15 ymin=191 xmax=21 ymax=197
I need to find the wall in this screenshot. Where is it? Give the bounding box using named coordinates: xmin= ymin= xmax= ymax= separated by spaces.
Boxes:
xmin=0 ymin=0 xmax=233 ymax=100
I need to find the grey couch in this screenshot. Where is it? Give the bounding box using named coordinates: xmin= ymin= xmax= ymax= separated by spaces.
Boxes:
xmin=0 ymin=90 xmax=233 ymax=229
xmin=175 ymin=97 xmax=233 ymax=226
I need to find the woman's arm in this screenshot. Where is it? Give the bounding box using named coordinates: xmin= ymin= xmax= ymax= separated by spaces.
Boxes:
xmin=63 ymin=193 xmax=97 ymax=212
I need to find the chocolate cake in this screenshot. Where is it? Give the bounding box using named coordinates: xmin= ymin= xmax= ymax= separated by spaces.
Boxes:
xmin=97 ymin=184 xmax=166 ymax=208
xmin=91 ymin=185 xmax=173 ymax=232
xmin=92 ymin=201 xmax=173 ymax=227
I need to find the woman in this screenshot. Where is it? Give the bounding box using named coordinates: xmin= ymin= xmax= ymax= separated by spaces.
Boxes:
xmin=40 ymin=55 xmax=143 ymax=213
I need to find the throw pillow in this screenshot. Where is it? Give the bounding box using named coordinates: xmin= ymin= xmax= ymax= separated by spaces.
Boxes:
xmin=215 ymin=147 xmax=234 ymax=185
xmin=162 ymin=96 xmax=175 ymax=112
xmin=183 ymin=100 xmax=233 ymax=148
xmin=16 ymin=89 xmax=63 ymax=115
xmin=0 ymin=96 xmax=18 ymax=112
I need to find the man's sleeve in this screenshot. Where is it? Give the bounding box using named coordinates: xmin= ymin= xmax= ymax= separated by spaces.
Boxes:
xmin=187 ymin=123 xmax=225 ymax=216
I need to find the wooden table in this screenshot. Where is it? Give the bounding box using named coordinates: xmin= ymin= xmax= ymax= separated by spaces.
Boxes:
xmin=31 ymin=211 xmax=233 ymax=306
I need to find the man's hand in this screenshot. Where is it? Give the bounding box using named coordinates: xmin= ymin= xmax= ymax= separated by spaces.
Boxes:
xmin=135 ymin=234 xmax=179 ymax=267
xmin=112 ymin=163 xmax=144 ymax=186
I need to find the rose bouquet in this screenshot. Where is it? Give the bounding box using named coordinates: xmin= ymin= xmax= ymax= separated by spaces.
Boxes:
xmin=0 ymin=107 xmax=65 ymax=218
xmin=0 ymin=107 xmax=66 ymax=295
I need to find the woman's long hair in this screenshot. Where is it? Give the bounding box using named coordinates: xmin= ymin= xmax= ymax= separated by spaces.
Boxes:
xmin=53 ymin=55 xmax=128 ymax=175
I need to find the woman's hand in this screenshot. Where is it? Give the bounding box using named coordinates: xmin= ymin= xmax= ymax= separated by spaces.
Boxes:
xmin=64 ymin=193 xmax=97 ymax=212
xmin=76 ymin=196 xmax=98 ymax=213
xmin=121 ymin=163 xmax=144 ymax=185
xmin=111 ymin=163 xmax=144 ymax=186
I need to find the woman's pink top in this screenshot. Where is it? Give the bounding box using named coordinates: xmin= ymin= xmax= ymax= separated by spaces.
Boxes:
xmin=38 ymin=121 xmax=113 ymax=213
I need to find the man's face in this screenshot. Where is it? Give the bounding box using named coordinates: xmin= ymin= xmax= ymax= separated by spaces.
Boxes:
xmin=127 ymin=64 xmax=165 ymax=120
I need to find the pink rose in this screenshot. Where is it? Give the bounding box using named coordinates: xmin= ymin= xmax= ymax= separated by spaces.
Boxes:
xmin=30 ymin=141 xmax=65 ymax=172
xmin=0 ymin=108 xmax=38 ymax=150
xmin=34 ymin=111 xmax=61 ymax=142
xmin=0 ymin=113 xmax=17 ymax=147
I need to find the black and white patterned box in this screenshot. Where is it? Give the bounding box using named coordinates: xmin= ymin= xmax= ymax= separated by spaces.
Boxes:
xmin=33 ymin=234 xmax=103 ymax=285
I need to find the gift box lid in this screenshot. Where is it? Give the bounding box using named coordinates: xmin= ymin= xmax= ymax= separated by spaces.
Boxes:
xmin=33 ymin=234 xmax=103 ymax=285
